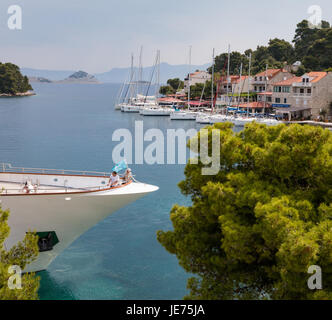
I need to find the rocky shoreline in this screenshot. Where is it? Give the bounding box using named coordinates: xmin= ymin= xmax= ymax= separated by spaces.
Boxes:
xmin=0 ymin=91 xmax=36 ymax=97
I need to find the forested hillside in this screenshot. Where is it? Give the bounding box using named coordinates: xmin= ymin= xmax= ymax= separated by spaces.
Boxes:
xmin=0 ymin=62 xmax=33 ymax=95
xmin=210 ymin=19 xmax=332 ymax=76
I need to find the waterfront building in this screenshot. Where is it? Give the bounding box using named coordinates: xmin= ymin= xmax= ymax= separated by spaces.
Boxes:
xmin=217 ymin=76 xmax=251 ymax=107
xmin=272 ymin=72 xmax=332 ymax=120
xmin=184 ymin=71 xmax=211 ymax=92
xmin=252 ymin=69 xmax=293 ymax=93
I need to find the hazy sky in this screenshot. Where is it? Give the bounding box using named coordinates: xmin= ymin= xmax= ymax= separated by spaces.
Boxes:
xmin=0 ymin=0 xmax=332 ymax=73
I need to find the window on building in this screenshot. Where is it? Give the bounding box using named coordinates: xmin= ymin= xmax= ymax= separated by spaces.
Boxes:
xmin=254 ymin=86 xmax=257 ymax=91
xmin=267 ymin=97 xmax=272 ymax=102
xmin=284 ymin=98 xmax=287 ymax=104
xmin=307 ymin=89 xmax=311 ymax=94
xmin=300 ymin=89 xmax=304 ymax=94
xmin=275 ymin=98 xmax=281 ymax=103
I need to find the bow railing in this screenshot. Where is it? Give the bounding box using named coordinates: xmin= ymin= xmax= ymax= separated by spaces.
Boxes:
xmin=0 ymin=163 xmax=111 ymax=177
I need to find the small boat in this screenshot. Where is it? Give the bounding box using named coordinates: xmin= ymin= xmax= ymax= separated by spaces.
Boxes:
xmin=170 ymin=110 xmax=197 ymax=120
xmin=121 ymin=104 xmax=141 ymax=113
xmin=139 ymin=106 xmax=172 ymax=116
xmin=196 ymin=114 xmax=212 ymax=124
xmin=257 ymin=118 xmax=280 ymax=126
xmin=116 ymin=103 xmax=128 ymax=111
xmin=209 ymin=114 xmax=228 ymax=124
xmin=233 ymin=117 xmax=258 ymax=127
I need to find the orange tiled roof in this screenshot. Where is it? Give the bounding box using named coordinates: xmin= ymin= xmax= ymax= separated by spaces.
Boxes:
xmin=273 ymin=72 xmax=328 ymax=86
xmin=274 ymin=76 xmax=302 ymax=86
xmin=254 ymin=69 xmax=283 ymax=78
xmin=221 ymin=75 xmax=248 ymax=84
xmin=306 ymin=72 xmax=327 ymax=83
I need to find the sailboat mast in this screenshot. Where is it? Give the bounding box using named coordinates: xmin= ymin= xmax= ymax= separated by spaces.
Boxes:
xmin=263 ymin=63 xmax=268 ymax=115
xmin=226 ymin=44 xmax=231 ymax=114
xmin=129 ymin=53 xmax=134 ymax=104
xmin=238 ymin=63 xmax=242 ymax=111
xmin=139 ymin=46 xmax=143 ymax=95
xmin=155 ymin=50 xmax=161 ymax=102
xmin=188 ymin=45 xmax=192 ymax=110
xmin=247 ymin=53 xmax=252 ymax=117
xmin=211 ymin=48 xmax=215 ymax=113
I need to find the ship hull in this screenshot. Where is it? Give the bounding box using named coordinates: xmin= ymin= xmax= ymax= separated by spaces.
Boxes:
xmin=1 ymin=182 xmax=158 ymax=272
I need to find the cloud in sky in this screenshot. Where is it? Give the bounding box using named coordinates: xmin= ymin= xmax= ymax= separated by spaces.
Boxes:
xmin=0 ymin=0 xmax=331 ymax=73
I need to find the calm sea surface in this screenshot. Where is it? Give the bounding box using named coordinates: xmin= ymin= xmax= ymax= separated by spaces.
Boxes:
xmin=0 ymin=83 xmax=205 ymax=300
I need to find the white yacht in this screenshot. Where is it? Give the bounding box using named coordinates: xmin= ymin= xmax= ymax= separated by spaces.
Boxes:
xmin=139 ymin=106 xmax=172 ymax=116
xmin=233 ymin=117 xmax=258 ymax=127
xmin=170 ymin=110 xmax=197 ymax=120
xmin=257 ymin=118 xmax=280 ymax=126
xmin=0 ymin=163 xmax=158 ymax=272
xmin=209 ymin=114 xmax=229 ymax=124
xmin=121 ymin=104 xmax=141 ymax=113
xmin=196 ymin=114 xmax=212 ymax=124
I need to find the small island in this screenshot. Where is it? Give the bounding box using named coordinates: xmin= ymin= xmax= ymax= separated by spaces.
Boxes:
xmin=0 ymin=62 xmax=35 ymax=97
xmin=58 ymin=70 xmax=100 ymax=84
xmin=28 ymin=76 xmax=52 ymax=83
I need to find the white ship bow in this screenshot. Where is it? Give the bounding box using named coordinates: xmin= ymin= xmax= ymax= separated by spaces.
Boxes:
xmin=0 ymin=164 xmax=158 ymax=272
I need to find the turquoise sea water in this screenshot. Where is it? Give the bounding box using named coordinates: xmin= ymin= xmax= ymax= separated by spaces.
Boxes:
xmin=0 ymin=83 xmax=204 ymax=300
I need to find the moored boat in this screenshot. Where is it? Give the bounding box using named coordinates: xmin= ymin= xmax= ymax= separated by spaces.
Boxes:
xmin=170 ymin=110 xmax=197 ymax=120
xmin=139 ymin=106 xmax=172 ymax=116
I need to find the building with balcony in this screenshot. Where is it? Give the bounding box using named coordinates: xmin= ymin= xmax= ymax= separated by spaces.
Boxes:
xmin=272 ymin=72 xmax=332 ymax=120
xmin=252 ymin=69 xmax=293 ymax=93
xmin=218 ymin=75 xmax=250 ymax=95
xmin=184 ymin=71 xmax=211 ymax=92
xmin=216 ymin=75 xmax=252 ymax=107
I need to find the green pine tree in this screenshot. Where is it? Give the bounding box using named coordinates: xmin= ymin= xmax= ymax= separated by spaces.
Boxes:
xmin=0 ymin=204 xmax=40 ymax=300
xmin=158 ymin=123 xmax=332 ymax=300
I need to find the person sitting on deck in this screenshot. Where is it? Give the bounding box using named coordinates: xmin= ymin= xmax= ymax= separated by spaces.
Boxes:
xmin=23 ymin=180 xmax=34 ymax=193
xmin=109 ymin=171 xmax=120 ymax=187
xmin=123 ymin=168 xmax=133 ymax=183
xmin=23 ymin=181 xmax=29 ymax=193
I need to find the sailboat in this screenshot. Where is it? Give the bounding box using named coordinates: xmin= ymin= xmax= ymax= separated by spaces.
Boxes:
xmin=140 ymin=50 xmax=173 ymax=116
xmin=170 ymin=46 xmax=198 ymax=120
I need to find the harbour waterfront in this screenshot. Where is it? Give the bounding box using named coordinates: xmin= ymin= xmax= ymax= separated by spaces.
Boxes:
xmin=0 ymin=83 xmax=206 ymax=300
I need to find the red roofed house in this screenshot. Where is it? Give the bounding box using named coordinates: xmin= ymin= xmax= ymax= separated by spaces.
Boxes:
xmin=184 ymin=71 xmax=211 ymax=92
xmin=272 ymin=72 xmax=332 ymax=120
xmin=219 ymin=75 xmax=250 ymax=95
xmin=252 ymin=68 xmax=293 ymax=93
xmin=216 ymin=75 xmax=251 ymax=107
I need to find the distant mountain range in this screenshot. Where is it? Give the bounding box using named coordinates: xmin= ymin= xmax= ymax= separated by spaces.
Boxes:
xmin=22 ymin=62 xmax=211 ymax=84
